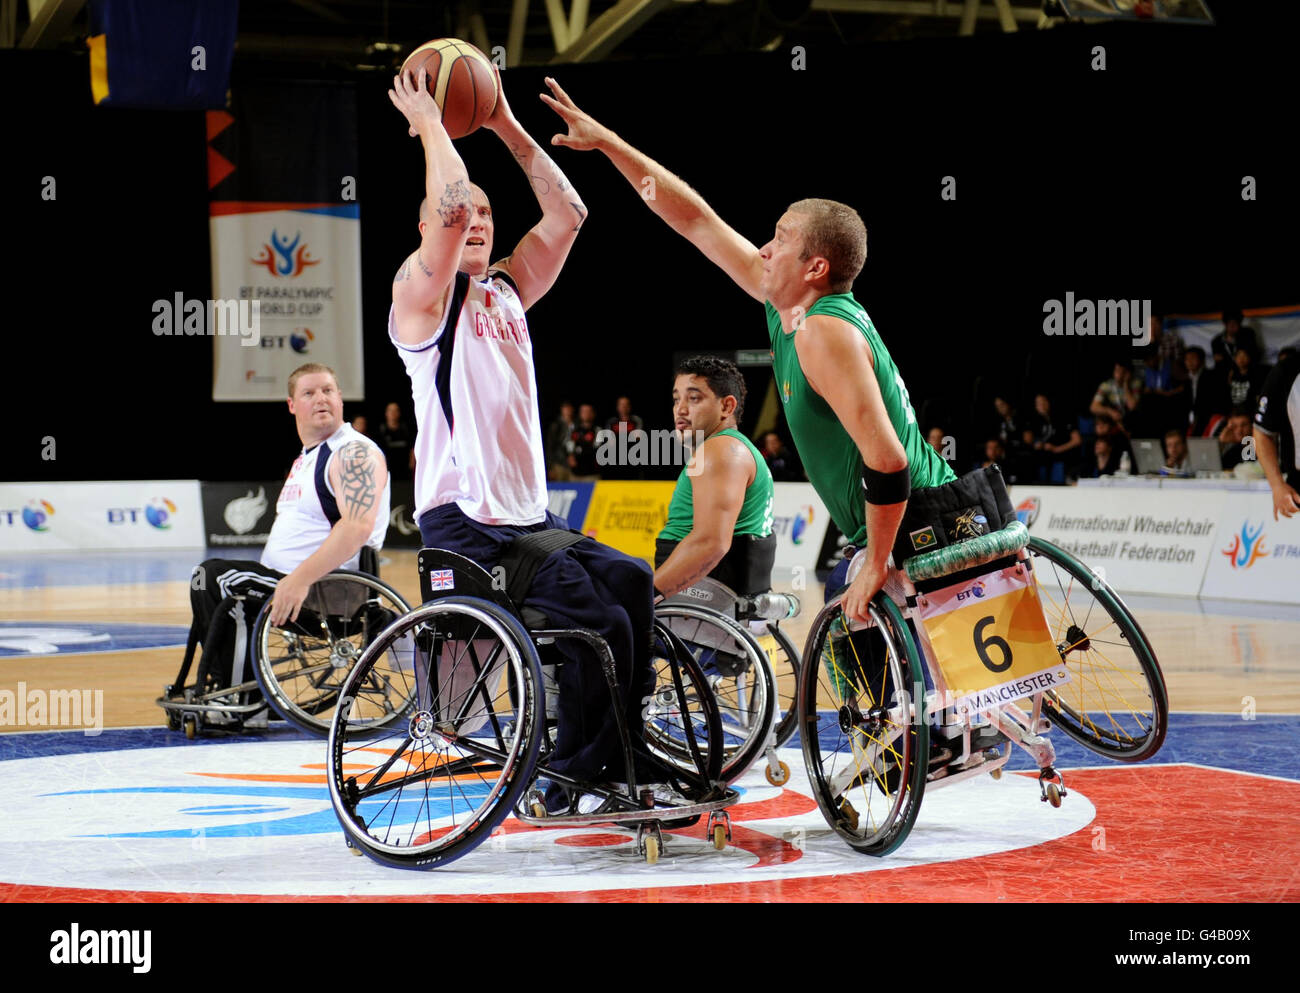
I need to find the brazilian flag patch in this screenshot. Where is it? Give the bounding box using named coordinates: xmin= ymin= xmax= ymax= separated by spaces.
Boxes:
xmin=909 ymin=526 xmax=937 ymax=551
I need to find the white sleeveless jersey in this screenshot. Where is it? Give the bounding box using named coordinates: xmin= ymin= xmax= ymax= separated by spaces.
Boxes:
xmin=390 ymin=270 xmax=548 ymax=526
xmin=261 ymin=423 xmax=392 ymax=574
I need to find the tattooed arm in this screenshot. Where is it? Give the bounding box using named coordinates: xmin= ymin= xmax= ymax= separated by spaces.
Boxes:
xmin=480 ymin=72 xmax=587 ymax=311
xmin=389 ymin=67 xmax=474 ymax=345
xmin=267 ymin=441 xmax=390 ymax=626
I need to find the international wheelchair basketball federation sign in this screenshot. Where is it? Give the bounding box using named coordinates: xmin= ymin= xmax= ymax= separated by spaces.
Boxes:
xmin=914 ymin=565 xmax=1070 ymax=716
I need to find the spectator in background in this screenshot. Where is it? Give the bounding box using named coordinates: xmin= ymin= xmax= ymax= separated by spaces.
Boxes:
xmin=758 ymin=431 xmax=803 ymax=481
xmin=1090 ymin=361 xmax=1140 ymax=429
xmin=1279 ymin=347 xmax=1298 ymax=365
xmin=375 ymin=402 xmax=416 ymax=480
xmin=927 ymin=425 xmax=958 ymax=474
xmin=351 ymin=415 xmax=369 ymax=435
xmin=1183 ymin=346 xmax=1229 ymax=436
xmin=991 ymin=396 xmax=1029 ymax=481
xmin=1084 ymin=436 xmax=1124 ymax=479
xmin=1163 ymin=429 xmax=1190 ymax=473
xmin=1219 ymin=409 xmax=1255 ymax=471
xmin=1024 ymin=393 xmax=1082 ymax=483
xmin=568 ymin=403 xmax=600 ymax=481
xmin=976 ymin=438 xmax=1006 ymax=472
xmin=1151 ymin=314 xmax=1186 ymax=383
xmin=546 ymin=401 xmax=576 ymax=481
xmin=603 ymin=395 xmax=647 ymax=481
xmin=1087 ymin=411 xmax=1132 ymax=464
xmin=1226 ymin=347 xmax=1267 ymax=411
xmin=1211 ymin=307 xmax=1261 ymax=368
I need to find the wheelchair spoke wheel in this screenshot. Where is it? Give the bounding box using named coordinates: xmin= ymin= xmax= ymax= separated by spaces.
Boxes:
xmin=640 ymin=621 xmax=725 ymax=789
xmin=327 ymin=596 xmax=544 ymax=869
xmin=758 ymin=621 xmax=801 ymax=748
xmin=1026 ymin=537 xmax=1168 ymax=761
xmin=655 ymin=605 xmax=775 ymax=782
xmin=253 ymin=572 xmax=413 ymax=736
xmin=798 ymin=593 xmax=927 ymax=857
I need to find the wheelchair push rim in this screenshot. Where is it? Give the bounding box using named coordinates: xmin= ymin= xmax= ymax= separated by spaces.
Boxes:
xmin=327 ymin=596 xmax=544 ymax=869
xmin=253 ymin=571 xmax=414 ymax=737
xmin=799 ymin=593 xmax=929 ymax=857
xmin=1026 ymin=537 xmax=1169 ymax=761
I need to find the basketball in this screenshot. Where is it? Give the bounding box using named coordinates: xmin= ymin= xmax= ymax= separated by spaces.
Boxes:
xmin=400 ymin=38 xmax=498 ymax=139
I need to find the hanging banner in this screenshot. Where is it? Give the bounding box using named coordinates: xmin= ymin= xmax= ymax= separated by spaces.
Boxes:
xmin=207 ymin=82 xmax=364 ymax=401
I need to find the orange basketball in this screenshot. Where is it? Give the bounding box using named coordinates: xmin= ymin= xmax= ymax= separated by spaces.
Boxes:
xmin=401 ymin=38 xmax=498 ymax=139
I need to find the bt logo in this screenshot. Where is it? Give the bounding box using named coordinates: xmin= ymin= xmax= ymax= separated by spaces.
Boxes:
xmin=107 ymin=498 xmax=176 ymax=529
xmin=956 ymin=581 xmax=987 ymax=602
xmin=0 ymin=500 xmax=55 ymax=530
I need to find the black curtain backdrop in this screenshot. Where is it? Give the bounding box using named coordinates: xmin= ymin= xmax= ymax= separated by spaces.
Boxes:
xmin=5 ymin=18 xmax=1297 ymax=483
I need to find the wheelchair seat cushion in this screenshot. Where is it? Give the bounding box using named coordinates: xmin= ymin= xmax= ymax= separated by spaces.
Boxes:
xmin=903 ymin=519 xmax=1029 ymax=582
xmin=890 ymin=464 xmax=1016 ymax=570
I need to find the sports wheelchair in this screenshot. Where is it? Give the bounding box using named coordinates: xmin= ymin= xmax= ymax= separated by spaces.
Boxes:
xmin=657 ymin=578 xmax=803 ymax=785
xmin=800 ymin=496 xmax=1168 ymax=856
xmin=325 ymin=544 xmax=740 ymax=869
xmin=158 ymin=550 xmax=412 ymax=738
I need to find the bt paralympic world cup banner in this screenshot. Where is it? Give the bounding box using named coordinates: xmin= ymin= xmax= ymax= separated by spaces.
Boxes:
xmin=207 ymin=82 xmax=365 ymax=401
xmin=0 ymin=482 xmax=203 ymax=552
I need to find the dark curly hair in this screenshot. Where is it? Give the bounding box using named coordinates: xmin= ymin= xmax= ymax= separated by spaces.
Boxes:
xmin=674 ymin=355 xmax=747 ymax=421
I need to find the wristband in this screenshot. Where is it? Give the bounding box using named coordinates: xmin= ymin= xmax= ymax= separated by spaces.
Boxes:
xmin=861 ymin=464 xmax=911 ymax=505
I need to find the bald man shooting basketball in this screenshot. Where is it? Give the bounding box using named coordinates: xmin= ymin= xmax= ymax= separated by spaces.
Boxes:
xmin=542 ymin=83 xmax=956 ymax=622
xmin=386 ymin=67 xmax=659 ymax=812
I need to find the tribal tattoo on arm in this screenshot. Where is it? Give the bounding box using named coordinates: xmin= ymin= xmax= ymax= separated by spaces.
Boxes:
xmin=338 ymin=442 xmax=379 ymax=522
xmin=438 ymin=180 xmax=472 ymax=229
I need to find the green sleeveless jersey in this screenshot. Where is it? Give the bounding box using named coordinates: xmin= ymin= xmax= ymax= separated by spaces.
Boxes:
xmin=658 ymin=428 xmax=774 ymax=542
xmin=765 ymin=295 xmax=955 ymax=546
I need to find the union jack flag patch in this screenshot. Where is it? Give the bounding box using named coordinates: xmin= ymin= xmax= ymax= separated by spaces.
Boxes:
xmin=429 ymin=569 xmax=455 ymax=590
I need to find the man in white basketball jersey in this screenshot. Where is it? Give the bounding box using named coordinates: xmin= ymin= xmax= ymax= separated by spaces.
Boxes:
xmin=188 ymin=363 xmax=391 ymax=699
xmin=387 ymin=68 xmax=657 ymax=809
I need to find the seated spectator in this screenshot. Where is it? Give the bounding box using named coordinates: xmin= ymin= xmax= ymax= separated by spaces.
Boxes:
xmin=375 ymin=402 xmax=416 ymax=480
xmin=927 ymin=425 xmax=958 ymax=474
xmin=991 ymin=396 xmax=1029 ymax=480
xmin=1210 ymin=307 xmax=1261 ymax=367
xmin=1024 ymin=393 xmax=1082 ymax=483
xmin=1163 ymin=429 xmax=1190 ymax=473
xmin=603 ymin=395 xmax=647 ymax=480
xmin=1084 ymin=436 xmax=1125 ymax=478
xmin=758 ymin=431 xmax=804 ymax=481
xmin=1219 ymin=409 xmax=1255 ymax=470
xmin=1184 ymin=345 xmax=1230 ymax=436
xmin=351 ymin=415 xmax=368 ymax=435
xmin=1090 ymin=361 xmax=1140 ymax=429
xmin=568 ymin=403 xmax=601 ymax=481
xmin=1278 ymin=346 xmax=1298 ymax=365
xmin=975 ymin=438 xmax=1006 ymax=472
xmin=1089 ymin=411 xmax=1132 ymax=462
xmin=1226 ymin=347 xmax=1267 ymax=411
xmin=546 ymin=401 xmax=576 ymax=481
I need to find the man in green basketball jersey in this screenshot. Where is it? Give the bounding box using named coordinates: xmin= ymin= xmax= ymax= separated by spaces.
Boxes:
xmin=543 ymin=82 xmax=955 ymax=621
xmin=653 ymin=356 xmax=776 ymax=598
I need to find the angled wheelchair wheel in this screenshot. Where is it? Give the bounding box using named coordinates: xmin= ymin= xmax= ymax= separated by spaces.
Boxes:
xmin=1026 ymin=537 xmax=1168 ymax=761
xmin=759 ymin=621 xmax=801 ymax=748
xmin=327 ymin=596 xmax=544 ymax=869
xmin=640 ymin=620 xmax=726 ymax=789
xmin=799 ymin=593 xmax=928 ymax=857
xmin=655 ymin=604 xmax=775 ymax=782
xmin=252 ymin=571 xmax=413 ymax=736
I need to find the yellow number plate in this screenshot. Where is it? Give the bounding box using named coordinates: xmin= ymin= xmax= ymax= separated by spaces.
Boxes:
xmin=915 ymin=565 xmax=1070 ymax=715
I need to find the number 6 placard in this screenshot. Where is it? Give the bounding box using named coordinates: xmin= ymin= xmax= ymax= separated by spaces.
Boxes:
xmin=914 ymin=563 xmax=1070 ymax=716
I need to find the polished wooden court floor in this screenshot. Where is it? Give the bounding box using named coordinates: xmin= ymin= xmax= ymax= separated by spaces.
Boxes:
xmin=2 ymin=548 xmax=1297 ymax=729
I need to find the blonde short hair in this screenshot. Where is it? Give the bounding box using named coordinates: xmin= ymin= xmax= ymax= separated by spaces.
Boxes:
xmin=287 ymin=362 xmax=338 ymax=398
xmin=788 ymin=198 xmax=867 ymax=294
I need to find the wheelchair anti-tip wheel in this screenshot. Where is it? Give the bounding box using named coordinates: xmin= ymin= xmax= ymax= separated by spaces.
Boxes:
xmin=252 ymin=571 xmax=413 ymax=736
xmin=655 ymin=604 xmax=776 ymax=782
xmin=327 ymin=596 xmax=544 ymax=870
xmin=798 ymin=592 xmax=928 ymax=857
xmin=1026 ymin=537 xmax=1168 ymax=761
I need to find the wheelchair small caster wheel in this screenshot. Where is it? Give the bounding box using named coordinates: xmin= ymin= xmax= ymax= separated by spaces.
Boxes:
xmin=346 ymin=841 xmax=363 ymax=857
xmin=1044 ymin=782 xmax=1062 ymax=808
xmin=989 ymin=767 xmax=1002 ymax=781
xmin=644 ymin=835 xmax=660 ymax=865
xmin=765 ymin=760 xmax=790 ymax=787
xmin=531 ymin=800 xmax=547 ymax=819
xmin=838 ymin=797 xmax=860 ymax=832
xmin=712 ymin=824 xmax=727 ymax=851
xmin=183 ymin=715 xmax=198 ymax=740
xmin=166 ymin=712 xmax=181 ymax=732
